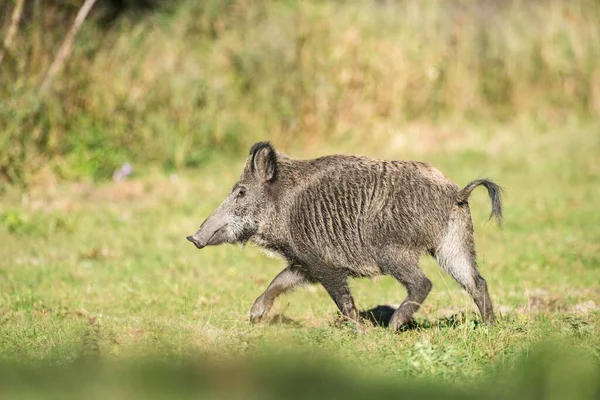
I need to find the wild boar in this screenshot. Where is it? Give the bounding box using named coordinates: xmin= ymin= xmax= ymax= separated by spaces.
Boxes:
xmin=187 ymin=142 xmax=503 ymax=331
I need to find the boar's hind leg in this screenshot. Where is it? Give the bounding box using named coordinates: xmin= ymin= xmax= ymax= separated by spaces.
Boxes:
xmin=379 ymin=249 xmax=432 ymax=331
xmin=434 ymin=208 xmax=495 ymax=324
xmin=435 ymin=250 xmax=495 ymax=324
xmin=250 ymin=266 xmax=311 ymax=324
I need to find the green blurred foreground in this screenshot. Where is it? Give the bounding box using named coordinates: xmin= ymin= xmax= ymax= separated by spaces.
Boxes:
xmin=1 ymin=345 xmax=599 ymax=400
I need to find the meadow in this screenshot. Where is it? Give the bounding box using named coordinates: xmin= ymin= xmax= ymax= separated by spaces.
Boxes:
xmin=1 ymin=118 xmax=599 ymax=397
xmin=1 ymin=0 xmax=599 ymax=398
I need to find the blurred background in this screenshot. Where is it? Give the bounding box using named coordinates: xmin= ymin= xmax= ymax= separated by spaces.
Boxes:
xmin=1 ymin=1 xmax=599 ymax=399
xmin=1 ymin=0 xmax=599 ymax=187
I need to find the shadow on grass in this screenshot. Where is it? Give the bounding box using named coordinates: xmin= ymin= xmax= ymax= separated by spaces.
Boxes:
xmin=359 ymin=305 xmax=482 ymax=330
xmin=267 ymin=313 xmax=304 ymax=327
xmin=264 ymin=305 xmax=483 ymax=331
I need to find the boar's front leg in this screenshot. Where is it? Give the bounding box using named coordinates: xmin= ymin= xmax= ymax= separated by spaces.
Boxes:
xmin=317 ymin=270 xmax=363 ymax=331
xmin=250 ymin=265 xmax=310 ymax=323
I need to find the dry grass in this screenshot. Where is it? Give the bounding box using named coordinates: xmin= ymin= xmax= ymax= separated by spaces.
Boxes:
xmin=1 ymin=0 xmax=600 ymax=185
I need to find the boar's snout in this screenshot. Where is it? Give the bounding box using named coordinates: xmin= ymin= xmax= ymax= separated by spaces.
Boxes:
xmin=186 ymin=235 xmax=206 ymax=249
xmin=186 ymin=212 xmax=229 ymax=250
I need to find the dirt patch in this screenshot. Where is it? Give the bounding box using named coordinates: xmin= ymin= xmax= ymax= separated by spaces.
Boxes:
xmin=12 ymin=174 xmax=196 ymax=214
xmin=570 ymin=300 xmax=598 ymax=315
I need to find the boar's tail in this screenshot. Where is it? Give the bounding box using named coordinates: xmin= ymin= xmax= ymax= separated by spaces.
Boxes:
xmin=457 ymin=179 xmax=503 ymax=226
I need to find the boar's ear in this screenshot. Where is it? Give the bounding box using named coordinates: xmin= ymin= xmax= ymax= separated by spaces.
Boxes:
xmin=249 ymin=141 xmax=277 ymax=182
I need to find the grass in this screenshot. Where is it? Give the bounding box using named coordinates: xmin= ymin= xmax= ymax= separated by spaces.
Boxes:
xmin=1 ymin=117 xmax=599 ymax=398
xmin=1 ymin=0 xmax=599 ymax=396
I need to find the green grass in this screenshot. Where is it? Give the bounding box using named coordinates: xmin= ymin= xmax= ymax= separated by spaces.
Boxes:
xmin=2 ymin=1 xmax=599 ymax=397
xmin=1 ymin=118 xmax=599 ymax=398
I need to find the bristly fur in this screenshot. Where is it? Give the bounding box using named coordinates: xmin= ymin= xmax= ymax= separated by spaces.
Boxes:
xmin=249 ymin=141 xmax=271 ymax=156
xmin=190 ymin=141 xmax=503 ymax=328
xmin=249 ymin=141 xmax=278 ymax=181
xmin=457 ymin=179 xmax=503 ymax=226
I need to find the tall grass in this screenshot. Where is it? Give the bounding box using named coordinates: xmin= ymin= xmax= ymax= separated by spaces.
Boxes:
xmin=1 ymin=0 xmax=599 ymax=187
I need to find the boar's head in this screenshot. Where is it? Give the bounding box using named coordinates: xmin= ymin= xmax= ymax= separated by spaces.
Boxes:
xmin=186 ymin=142 xmax=279 ymax=249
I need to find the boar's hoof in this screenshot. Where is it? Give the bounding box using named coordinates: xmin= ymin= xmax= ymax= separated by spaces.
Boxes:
xmin=249 ymin=312 xmax=263 ymax=324
xmin=388 ymin=313 xmax=416 ymax=332
xmin=249 ymin=298 xmax=268 ymax=324
xmin=352 ymin=321 xmax=367 ymax=336
xmin=336 ymin=314 xmax=367 ymax=335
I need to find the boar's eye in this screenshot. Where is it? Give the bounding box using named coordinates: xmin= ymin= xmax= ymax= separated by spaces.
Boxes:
xmin=237 ymin=187 xmax=247 ymax=199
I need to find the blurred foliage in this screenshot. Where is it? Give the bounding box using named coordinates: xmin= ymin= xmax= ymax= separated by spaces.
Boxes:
xmin=1 ymin=0 xmax=599 ymax=188
xmin=0 ymin=208 xmax=74 ymax=236
xmin=0 ymin=343 xmax=598 ymax=400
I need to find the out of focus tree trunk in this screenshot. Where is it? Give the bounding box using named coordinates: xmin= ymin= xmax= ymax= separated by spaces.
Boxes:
xmin=40 ymin=0 xmax=99 ymax=96
xmin=0 ymin=0 xmax=25 ymax=66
